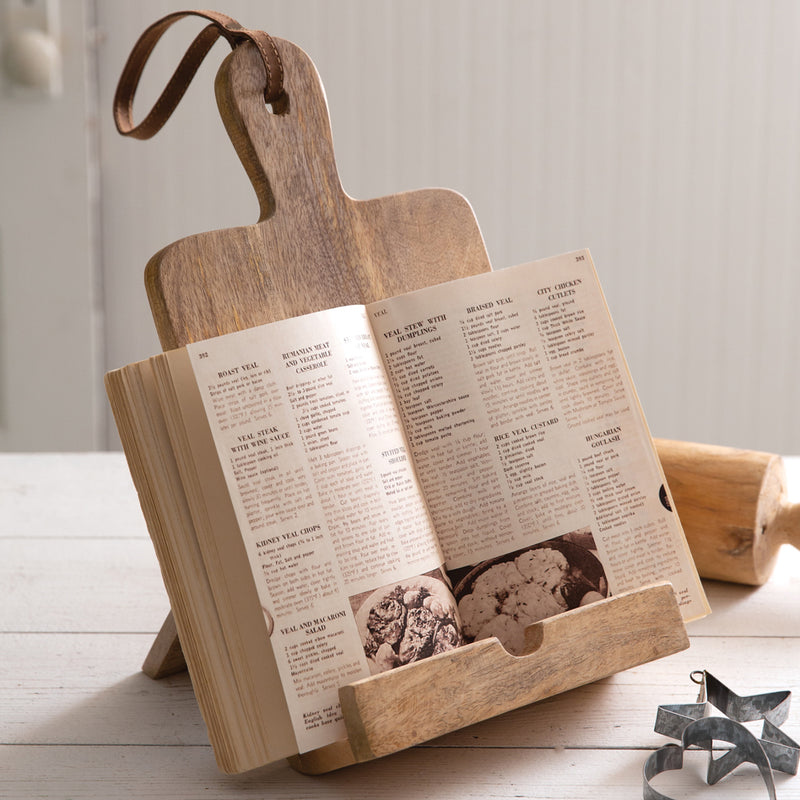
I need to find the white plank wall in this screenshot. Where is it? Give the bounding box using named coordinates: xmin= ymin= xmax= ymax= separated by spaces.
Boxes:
xmin=2 ymin=1 xmax=799 ymax=453
xmin=0 ymin=0 xmax=102 ymax=451
xmin=94 ymin=0 xmax=800 ymax=455
xmin=98 ymin=0 xmax=800 ymax=452
xmin=2 ymin=453 xmax=800 ymax=797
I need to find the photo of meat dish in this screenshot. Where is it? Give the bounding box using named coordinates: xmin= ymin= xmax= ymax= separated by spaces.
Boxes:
xmin=455 ymin=535 xmax=608 ymax=655
xmin=354 ymin=575 xmax=462 ymax=674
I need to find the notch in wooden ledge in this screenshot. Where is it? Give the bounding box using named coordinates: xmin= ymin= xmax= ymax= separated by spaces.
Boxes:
xmin=288 ymin=582 xmax=688 ymax=773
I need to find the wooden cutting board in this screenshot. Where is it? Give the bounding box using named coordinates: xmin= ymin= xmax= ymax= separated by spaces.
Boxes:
xmin=145 ymin=40 xmax=491 ymax=351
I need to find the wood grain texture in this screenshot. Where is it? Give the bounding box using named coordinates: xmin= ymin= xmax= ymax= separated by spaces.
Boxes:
xmin=145 ymin=39 xmax=491 ymax=351
xmin=141 ymin=611 xmax=187 ymax=679
xmin=9 ymin=744 xmax=800 ymax=800
xmin=0 ymin=452 xmax=146 ymax=538
xmin=337 ymin=583 xmax=688 ymax=765
xmin=656 ymin=438 xmax=790 ymax=585
xmin=0 ymin=537 xmax=166 ymax=633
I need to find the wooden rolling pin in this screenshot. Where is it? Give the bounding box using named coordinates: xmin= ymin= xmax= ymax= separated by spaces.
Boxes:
xmin=655 ymin=438 xmax=800 ymax=585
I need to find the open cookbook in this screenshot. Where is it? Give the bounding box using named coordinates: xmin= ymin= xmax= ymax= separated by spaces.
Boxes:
xmin=106 ymin=249 xmax=708 ymax=773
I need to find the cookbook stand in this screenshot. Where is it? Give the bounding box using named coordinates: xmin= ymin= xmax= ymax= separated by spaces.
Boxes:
xmin=119 ymin=19 xmax=689 ymax=774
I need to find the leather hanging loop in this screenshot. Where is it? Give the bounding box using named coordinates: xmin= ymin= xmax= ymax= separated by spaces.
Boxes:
xmin=113 ymin=10 xmax=285 ymax=140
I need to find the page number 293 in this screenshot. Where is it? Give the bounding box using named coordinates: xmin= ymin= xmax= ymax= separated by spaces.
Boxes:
xmin=575 ymin=254 xmax=585 ymax=261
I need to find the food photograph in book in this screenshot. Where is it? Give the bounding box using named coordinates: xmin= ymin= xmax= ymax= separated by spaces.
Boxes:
xmin=451 ymin=529 xmax=609 ymax=655
xmin=350 ymin=568 xmax=463 ymax=674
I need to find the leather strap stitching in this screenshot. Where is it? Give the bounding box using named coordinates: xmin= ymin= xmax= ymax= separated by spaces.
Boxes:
xmin=113 ymin=10 xmax=284 ymax=140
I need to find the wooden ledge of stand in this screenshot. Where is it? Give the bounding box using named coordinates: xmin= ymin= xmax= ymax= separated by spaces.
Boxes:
xmin=288 ymin=581 xmax=688 ymax=774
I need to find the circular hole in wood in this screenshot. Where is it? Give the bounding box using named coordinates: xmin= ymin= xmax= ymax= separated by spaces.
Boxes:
xmin=266 ymin=90 xmax=290 ymax=115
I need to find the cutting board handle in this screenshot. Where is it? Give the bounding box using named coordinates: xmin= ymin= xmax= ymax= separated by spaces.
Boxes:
xmin=215 ymin=39 xmax=344 ymax=222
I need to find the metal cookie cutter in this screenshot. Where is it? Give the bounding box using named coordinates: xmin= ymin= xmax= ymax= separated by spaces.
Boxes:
xmin=655 ymin=671 xmax=799 ymax=776
xmin=643 ymin=671 xmax=799 ymax=799
xmin=644 ymin=715 xmax=777 ymax=800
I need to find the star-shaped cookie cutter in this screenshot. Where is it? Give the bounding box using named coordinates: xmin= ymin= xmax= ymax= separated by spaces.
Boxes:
xmin=655 ymin=671 xmax=799 ymax=776
xmin=643 ymin=671 xmax=799 ymax=799
xmin=644 ymin=715 xmax=777 ymax=800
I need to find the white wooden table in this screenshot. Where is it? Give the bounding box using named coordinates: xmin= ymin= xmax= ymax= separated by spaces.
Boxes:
xmin=2 ymin=453 xmax=799 ymax=799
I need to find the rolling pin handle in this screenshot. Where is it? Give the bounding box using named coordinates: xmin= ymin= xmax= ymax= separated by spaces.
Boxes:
xmin=770 ymin=499 xmax=800 ymax=551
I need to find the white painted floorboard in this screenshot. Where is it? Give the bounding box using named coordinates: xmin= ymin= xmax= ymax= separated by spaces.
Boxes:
xmin=2 ymin=454 xmax=799 ymax=798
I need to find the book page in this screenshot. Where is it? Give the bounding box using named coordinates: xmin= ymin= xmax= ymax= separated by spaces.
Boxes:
xmin=183 ymin=305 xmax=461 ymax=754
xmin=368 ymin=250 xmax=708 ymax=655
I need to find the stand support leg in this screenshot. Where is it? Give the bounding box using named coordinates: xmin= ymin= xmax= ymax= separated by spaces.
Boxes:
xmin=142 ymin=611 xmax=187 ymax=679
